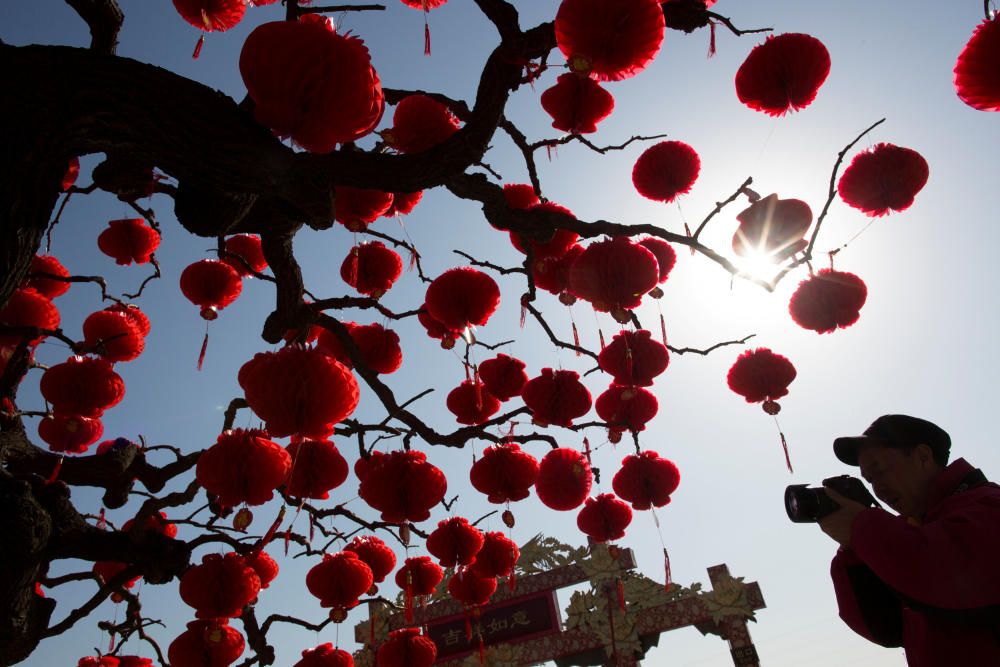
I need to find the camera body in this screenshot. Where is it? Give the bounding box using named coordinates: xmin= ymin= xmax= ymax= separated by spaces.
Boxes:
xmin=785 ymin=474 xmax=880 ymax=523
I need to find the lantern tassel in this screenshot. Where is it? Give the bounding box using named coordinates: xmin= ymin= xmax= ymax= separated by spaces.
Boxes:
xmin=478 ymin=631 xmax=485 ymax=664
xmin=424 ymin=19 xmax=432 ymax=56
xmin=663 ymin=548 xmax=673 ymax=588
xmin=708 ymin=20 xmax=717 ymax=58
xmin=192 ymin=34 xmax=205 ymax=60
xmin=507 ymin=570 xmax=517 ymax=592
xmin=598 ymin=328 xmax=606 ymax=350
xmin=684 ymin=222 xmax=696 ymax=255
xmin=572 ymin=321 xmax=581 ymax=354
xmin=197 ymin=328 xmax=209 ymax=371
xmin=520 ymin=295 xmax=527 ymax=329
xmin=777 ymin=420 xmax=794 ymax=473
xmin=97 ymin=507 xmax=106 ymax=530
xmin=45 ymin=456 xmax=64 ymax=485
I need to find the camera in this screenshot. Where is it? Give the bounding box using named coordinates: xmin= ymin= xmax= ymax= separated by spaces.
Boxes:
xmin=785 ymin=475 xmax=880 ymax=523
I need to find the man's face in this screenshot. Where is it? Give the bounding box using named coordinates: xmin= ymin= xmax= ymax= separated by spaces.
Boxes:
xmin=857 ymin=443 xmax=935 ymax=518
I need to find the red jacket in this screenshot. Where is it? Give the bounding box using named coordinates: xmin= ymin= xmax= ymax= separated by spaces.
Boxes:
xmin=831 ymin=458 xmax=1000 ymax=666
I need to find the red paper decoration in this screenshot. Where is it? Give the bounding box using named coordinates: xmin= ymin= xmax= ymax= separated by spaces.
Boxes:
xmin=478 ymin=354 xmax=528 ymax=401
xmin=376 ymin=628 xmax=437 ymax=667
xmin=167 ymin=619 xmax=245 ymax=667
xmin=179 ymin=259 xmax=242 ymax=320
xmin=306 ymin=551 xmax=374 ymax=617
xmin=0 ymin=288 xmax=60 ymax=346
xmin=540 ymin=73 xmax=615 ymax=134
xmin=535 ymin=447 xmax=592 ymax=511
xmin=426 ymin=517 xmax=485 ymax=567
xmin=105 ymin=303 xmax=150 ymax=337
xmin=954 ymin=16 xmax=1000 ymax=111
xmin=285 ymin=438 xmax=349 ymax=499
xmin=97 ymin=218 xmax=159 ymax=266
xmin=354 ymin=450 xmax=387 ymax=483
xmin=509 ymin=202 xmax=579 ymax=260
xmin=469 ymin=531 xmax=519 ymax=578
xmin=533 ymin=243 xmax=584 ymax=297
xmin=386 ymin=94 xmax=461 ymax=154
xmin=394 ymin=556 xmax=444 ymax=596
xmin=446 ymin=380 xmax=501 ymax=425
xmin=293 ymin=644 xmax=354 ymax=667
xmin=334 ymin=186 xmax=395 ymax=231
xmin=555 ymin=0 xmax=666 ymax=81
xmin=503 ymin=183 xmax=540 ymax=210
xmin=340 ymin=242 xmax=403 ymax=297
xmin=195 ymin=428 xmax=293 ymax=508
xmin=595 ymin=384 xmax=659 ymax=432
xmin=568 ymin=237 xmax=660 ymax=319
xmin=424 ymin=267 xmax=501 ymax=331
xmin=384 ymin=190 xmax=423 ymax=217
xmin=172 ymin=0 xmax=245 ymax=32
xmin=40 ymin=356 xmax=124 ymax=417
xmin=417 ymin=304 xmax=462 ymax=348
xmin=577 ymin=493 xmax=633 ymax=542
xmin=727 ymin=347 xmax=796 ymax=414
xmin=447 ymin=569 xmax=497 ymax=606
xmin=344 ymin=535 xmax=397 ymax=584
xmin=521 ymin=368 xmax=592 ymax=427
xmin=122 ymin=511 xmax=177 ymax=539
xmin=78 ymin=657 xmax=123 ymax=667
xmin=62 ymin=157 xmax=80 ymax=191
xmin=245 ymin=551 xmax=279 ymax=589
xmin=240 ymin=17 xmax=384 ymax=153
xmin=39 ymin=414 xmax=103 ymax=454
xmin=598 ymin=329 xmax=669 ymax=386
xmin=632 ymin=141 xmax=701 ymax=203
xmin=26 ymin=255 xmax=70 ymax=299
xmin=92 ymin=560 xmax=140 ymax=592
xmin=358 ymin=450 xmax=447 ymax=523
xmin=639 ymin=237 xmax=677 ymax=284
xmin=351 ymin=323 xmax=403 ymax=374
xmin=732 ymin=194 xmax=812 ymax=260
xmin=789 ymin=269 xmax=868 ymax=334
xmin=180 ymin=552 xmax=262 ymax=619
xmin=662 ymin=0 xmax=717 ymax=33
xmin=837 ymin=143 xmax=929 ymax=217
xmin=612 ymin=450 xmax=680 ymax=510
xmin=735 ymin=33 xmax=831 ymax=116
xmin=82 ymin=310 xmax=145 ymax=363
xmin=222 ymin=234 xmax=267 ymax=277
xmin=400 ymin=0 xmax=447 ymax=7
xmin=469 ymin=442 xmax=539 ymax=504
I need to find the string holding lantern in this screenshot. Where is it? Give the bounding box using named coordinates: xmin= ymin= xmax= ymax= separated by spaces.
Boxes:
xmin=595 ymin=384 xmax=659 ymax=435
xmin=334 ymin=187 xmax=395 ymax=231
xmin=727 ymin=347 xmax=798 ymax=472
xmin=612 ymin=451 xmax=680 ymax=510
xmin=26 ymin=255 xmax=70 ymax=299
xmin=344 ymin=535 xmax=397 ymax=587
xmin=632 ymin=141 xmax=701 ymax=204
xmin=478 ymin=354 xmax=528 ymax=402
xmin=39 ymin=414 xmax=103 ymax=454
xmin=172 ymin=0 xmax=246 ymax=58
xmin=521 ymin=368 xmax=592 ymax=427
xmin=598 ymin=329 xmax=670 ymax=387
xmin=306 ymin=551 xmax=374 ymax=622
xmin=577 ymin=493 xmax=633 ymax=543
xmin=82 ymin=310 xmax=145 ymax=363
xmin=376 ymin=627 xmax=437 ymax=667
xmin=293 ymin=643 xmax=354 ymax=667
xmin=789 ymin=269 xmax=868 ymax=334
xmin=179 ymin=552 xmax=262 ymax=619
xmin=837 ymin=143 xmax=930 ymax=217
xmin=424 ymin=267 xmax=501 ymax=334
xmin=0 ymin=287 xmax=60 ymax=347
xmin=384 ymin=94 xmax=461 ymax=154
xmin=732 ymin=194 xmax=812 ymax=261
xmin=555 ymin=0 xmax=666 ymax=81
xmin=340 ymin=241 xmax=403 ymax=298
xmin=285 ymin=438 xmax=349 ymax=500
xmin=97 ymin=219 xmax=159 ymax=266
xmin=735 ymin=33 xmax=831 ymax=116
xmin=358 ymin=449 xmax=447 ymax=523
xmin=540 ymin=73 xmax=615 ymax=134
xmin=167 ymin=619 xmax=245 ymax=667
xmin=535 ymin=447 xmax=593 ymax=511
xmin=40 ymin=356 xmax=124 ymax=417
xmin=426 ymin=517 xmax=485 ymax=568
xmin=509 ymin=201 xmax=579 ymax=261
xmin=954 ymin=14 xmax=1000 ymax=111
xmin=469 ymin=441 xmax=539 ymax=505
xmin=195 ymin=428 xmax=292 ymax=509
xmin=221 ymin=234 xmax=268 ymax=277
xmin=394 ymin=556 xmax=444 ymax=623
xmin=567 ymin=236 xmax=660 ymax=323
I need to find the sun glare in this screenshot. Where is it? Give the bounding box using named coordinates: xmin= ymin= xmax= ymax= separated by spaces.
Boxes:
xmin=734 ymin=248 xmax=785 ymax=282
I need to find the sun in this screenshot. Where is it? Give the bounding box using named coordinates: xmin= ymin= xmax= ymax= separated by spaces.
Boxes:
xmin=733 ymin=248 xmax=787 ymax=283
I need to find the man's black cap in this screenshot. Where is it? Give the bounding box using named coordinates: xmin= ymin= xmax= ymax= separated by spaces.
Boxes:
xmin=833 ymin=414 xmax=951 ymax=466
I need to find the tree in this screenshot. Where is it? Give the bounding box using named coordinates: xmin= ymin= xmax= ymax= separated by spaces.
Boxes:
xmin=2 ymin=1 xmax=997 ymax=666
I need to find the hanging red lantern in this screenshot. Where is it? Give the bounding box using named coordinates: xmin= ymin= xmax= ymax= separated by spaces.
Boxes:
xmin=446 ymin=380 xmax=501 ymax=425
xmin=662 ymin=0 xmax=717 ymax=33
xmin=732 ymin=194 xmax=812 ymax=260
xmin=376 ymin=628 xmax=437 ymax=667
xmin=399 ymin=0 xmax=447 ymax=7
xmin=179 ymin=259 xmax=243 ymax=320
xmin=82 ymin=310 xmax=145 ymax=363
xmin=353 ymin=450 xmax=387 ymax=483
xmin=447 ymin=569 xmax=497 ymax=607
xmin=92 ymin=560 xmax=140 ymax=593
xmin=533 ymin=243 xmax=584 ymax=297
xmin=385 ymin=94 xmax=461 ymax=154
xmin=478 ymin=354 xmax=528 ymax=402
xmin=222 ymin=234 xmax=268 ymax=277
xmin=568 ymin=237 xmax=660 ymax=320
xmin=62 ymin=157 xmax=80 ymax=191
xmin=40 ymin=356 xmax=124 ymax=417
xmin=612 ymin=450 xmax=681 ymax=510
xmin=469 ymin=531 xmax=519 ymax=578
xmin=727 ymin=347 xmax=797 ymax=414
xmin=837 ymin=143 xmax=930 ymax=217
xmin=116 ymin=658 xmax=152 ymax=667
xmin=535 ymin=447 xmax=592 ymax=511
xmin=285 ymin=438 xmax=349 ymax=499
xmin=344 ymin=535 xmax=397 ymax=584
xmin=349 ymin=323 xmax=403 ymax=374
xmin=509 ymin=201 xmax=579 ymax=261
xmin=789 ymin=269 xmax=868 ymax=334
xmin=577 ymin=493 xmax=633 ymax=542
xmin=424 ymin=267 xmax=501 ymax=331
xmin=172 ymin=0 xmax=245 ymax=32
xmin=195 ymin=428 xmax=293 ymax=508
xmin=632 ymin=141 xmax=701 ymax=203
xmin=314 ymin=321 xmax=358 ymax=365
xmin=167 ymin=619 xmax=245 ymax=667
xmin=245 ymin=551 xmax=279 ymax=589
xmin=470 ymin=442 xmax=539 ymax=504
xmin=180 ymin=552 xmax=262 ymax=619
xmin=238 ymin=346 xmax=360 ymax=438
xmin=394 ymin=556 xmax=444 ymax=597
xmin=598 ymin=329 xmax=669 ymax=387
xmin=78 ymin=657 xmax=119 ymax=667
xmin=358 ymin=450 xmax=447 ymax=523
xmin=417 ymin=305 xmax=462 ymax=349
xmin=334 ymin=186 xmax=395 ymax=231
xmin=638 ymin=237 xmax=677 ymax=285
xmin=384 ymin=190 xmax=423 ymax=217
xmin=293 ymin=644 xmax=354 ymax=667
xmin=503 ymin=183 xmax=540 ymax=210
xmin=540 ymin=73 xmax=615 ymax=134
xmin=97 ymin=218 xmax=159 ymax=266
xmin=340 ymin=242 xmax=403 ymax=298
xmin=735 ymin=33 xmax=831 ymax=116
xmin=426 ymin=517 xmax=485 ymax=568
xmin=954 ymin=15 xmax=1000 ymax=111
xmin=0 ymin=287 xmax=60 ymax=347
xmin=595 ymin=384 xmax=659 ymax=433
xmin=521 ymin=368 xmax=592 ymax=427
xmin=555 ymin=0 xmax=666 ymax=81
xmin=306 ymin=551 xmax=374 ymax=619
xmin=26 ymin=255 xmax=70 ymax=299
xmin=240 ymin=17 xmax=384 ymax=153
xmin=39 ymin=414 xmax=103 ymax=454
xmin=104 ymin=303 xmax=150 ymax=337
xmin=122 ymin=511 xmax=177 ymax=538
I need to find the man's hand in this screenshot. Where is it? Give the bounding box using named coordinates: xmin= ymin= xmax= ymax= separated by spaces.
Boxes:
xmin=818 ymin=485 xmax=870 ymax=547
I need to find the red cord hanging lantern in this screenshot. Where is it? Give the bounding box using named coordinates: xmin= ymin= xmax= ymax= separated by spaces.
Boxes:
xmin=521 ymin=368 xmax=592 ymax=427
xmin=306 ymin=551 xmax=374 ymax=620
xmin=293 ymin=644 xmax=354 ymax=667
xmin=179 ymin=552 xmax=262 ymax=619
xmin=447 ymin=569 xmax=497 ymax=607
xmin=446 ymin=380 xmax=501 ymax=425
xmin=509 ymin=202 xmax=579 ymax=261
xmin=195 ymin=428 xmax=293 ymax=508
xmin=727 ymin=347 xmax=796 ymax=414
xmin=789 ymin=269 xmax=868 ymax=334
xmin=40 ymin=356 xmax=124 ymax=417
xmin=240 ymin=17 xmax=384 ymax=153
xmin=612 ymin=450 xmax=681 ymax=510
xmin=340 ymin=242 xmax=403 ymax=298
xmin=82 ymin=310 xmax=145 ymax=363
xmin=535 ymin=447 xmax=592 ymax=511
xmin=638 ymin=237 xmax=677 ymax=285
xmin=97 ymin=218 xmax=159 ymax=266
xmin=568 ymin=237 xmax=659 ymax=320
xmin=503 ymin=183 xmax=540 ymax=210
xmin=540 ymin=73 xmax=615 ymax=134
xmin=358 ymin=450 xmax=447 ymax=523
xmin=595 ymin=384 xmax=659 ymax=433
xmin=376 ymin=628 xmax=437 ymax=667
xmin=470 ymin=442 xmax=539 ymax=504
xmin=426 ymin=516 xmax=485 ymax=568
xmin=26 ymin=255 xmax=70 ymax=299
xmin=954 ymin=15 xmax=1000 ymax=111
xmin=732 ymin=194 xmax=812 ymax=260
xmin=167 ymin=619 xmax=245 ymax=667
xmin=577 ymin=493 xmax=633 ymax=542
xmin=222 ymin=234 xmax=267 ymax=277
xmin=0 ymin=287 xmax=60 ymax=346
xmin=238 ymin=346 xmax=360 ymax=438
xmin=417 ymin=305 xmax=462 ymax=349
xmin=385 ymin=94 xmax=461 ymax=154
xmin=104 ymin=303 xmax=150 ymax=337
xmin=469 ymin=531 xmax=519 ymax=578
xmin=735 ymin=33 xmax=831 ymax=116
xmin=384 ymin=190 xmax=423 ymax=217
xmin=334 ymin=186 xmax=395 ymax=231
xmin=533 ymin=243 xmax=584 ymax=298
xmin=344 ymin=535 xmax=397 ymax=584
xmin=246 ymin=551 xmax=279 ymax=589
xmin=478 ymin=354 xmax=528 ymax=402
xmin=180 ymin=259 xmax=243 ymax=321
xmin=632 ymin=141 xmax=701 ymax=203
xmin=598 ymin=329 xmax=669 ymax=387
xmin=424 ymin=267 xmax=501 ymax=331
xmin=285 ymin=438 xmax=349 ymax=499
xmin=39 ymin=414 xmax=103 ymax=454
xmin=62 ymin=157 xmax=80 ymax=191
xmin=837 ymin=143 xmax=930 ymax=217
xmin=555 ymin=0 xmax=666 ymax=81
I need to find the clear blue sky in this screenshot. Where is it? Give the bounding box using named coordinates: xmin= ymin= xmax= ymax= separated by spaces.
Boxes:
xmin=3 ymin=1 xmax=998 ymax=665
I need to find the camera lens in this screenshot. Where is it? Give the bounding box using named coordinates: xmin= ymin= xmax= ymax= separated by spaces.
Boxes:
xmin=785 ymin=484 xmax=819 ymax=523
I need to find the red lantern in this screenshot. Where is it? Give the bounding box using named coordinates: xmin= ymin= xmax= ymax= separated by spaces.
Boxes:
xmin=40 ymin=356 xmax=124 ymax=417
xmin=735 ymin=33 xmax=831 ymax=116
xmin=426 ymin=517 xmax=485 ymax=568
xmin=39 ymin=414 xmax=103 ymax=454
xmin=285 ymin=438 xmax=349 ymax=499
xmin=26 ymin=255 xmax=70 ymax=299
xmin=632 ymin=141 xmax=701 ymax=203
xmin=386 ymin=94 xmax=461 ymax=154
xmin=97 ymin=218 xmax=159 ymax=266
xmin=78 ymin=657 xmax=119 ymax=667
xmin=509 ymin=202 xmax=579 ymax=261
xmin=359 ymin=449 xmax=447 ymax=522
xmin=568 ymin=237 xmax=660 ymax=319
xmin=638 ymin=237 xmax=677 ymax=285
xmin=424 ymin=267 xmax=501 ymax=331
xmin=82 ymin=310 xmax=144 ymax=362
xmin=521 ymin=368 xmax=592 ymax=427
xmin=555 ymin=0 xmax=665 ymax=81
xmin=172 ymin=0 xmax=245 ymax=32
xmin=400 ymin=0 xmax=447 ymax=7
xmin=334 ymin=186 xmax=395 ymax=231
xmin=344 ymin=535 xmax=397 ymax=584
xmin=732 ymin=194 xmax=812 ymax=260
xmin=353 ymin=450 xmax=387 ymax=483
xmin=598 ymin=329 xmax=669 ymax=387
xmin=245 ymin=551 xmax=279 ymax=589
xmin=727 ymin=347 xmax=796 ymax=414
xmin=503 ymin=183 xmax=540 ymax=210
xmin=179 ymin=259 xmax=243 ymax=320
xmin=293 ymin=644 xmax=354 ymax=667
xmin=0 ymin=287 xmax=60 ymax=346
xmin=179 ymin=552 xmax=261 ymax=619
xmin=447 ymin=380 xmax=501 ymax=425
xmin=789 ymin=269 xmax=868 ymax=334
xmin=314 ymin=321 xmax=358 ymax=365
xmin=123 ymin=511 xmax=177 ymax=539
xmin=612 ymin=451 xmax=681 ymax=510
xmin=470 ymin=442 xmax=539 ymax=504
xmin=535 ymin=447 xmax=592 ymax=511
xmin=595 ymin=384 xmax=659 ymax=432
xmin=222 ymin=234 xmax=267 ymax=277
xmin=350 ymin=323 xmax=403 ymax=374
xmin=540 ymin=73 xmax=615 ymax=134
xmin=240 ymin=17 xmax=384 ymax=153
xmin=577 ymin=493 xmax=633 ymax=542
xmin=533 ymin=243 xmax=585 ymax=297
xmin=447 ymin=569 xmax=497 ymax=607
xmin=417 ymin=305 xmax=462 ymax=349
xmin=478 ymin=354 xmax=528 ymax=402
xmin=116 ymin=658 xmax=152 ymax=667
xmin=195 ymin=428 xmax=293 ymax=508
xmin=238 ymin=346 xmax=360 ymax=438
xmin=662 ymin=0 xmax=717 ymax=33
xmin=469 ymin=531 xmax=519 ymax=578
xmin=384 ymin=190 xmax=423 ymax=217
xmin=340 ymin=242 xmax=403 ymax=298
xmin=93 ymin=560 xmax=140 ymax=592
xmin=954 ymin=16 xmax=1000 ymax=111
xmin=394 ymin=556 xmax=444 ymax=596
xmin=837 ymin=143 xmax=930 ymax=217
xmin=62 ymin=157 xmax=80 ymax=191
xmin=376 ymin=627 xmax=437 ymax=667
xmin=105 ymin=303 xmax=150 ymax=337
xmin=306 ymin=551 xmax=374 ymax=618
xmin=167 ymin=619 xmax=245 ymax=667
